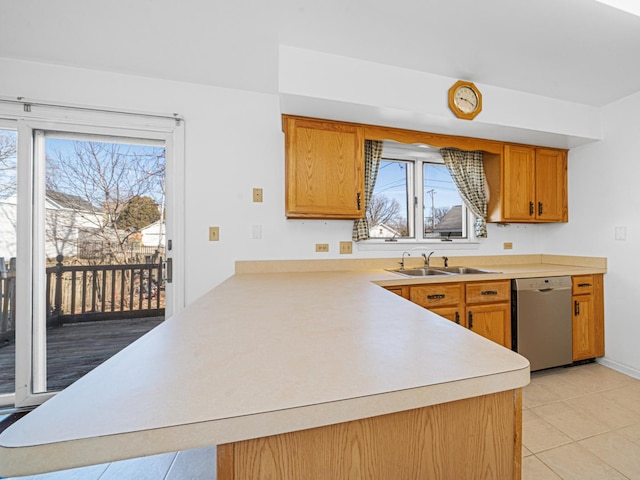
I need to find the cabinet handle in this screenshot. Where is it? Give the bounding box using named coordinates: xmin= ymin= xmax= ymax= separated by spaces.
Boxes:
xmin=468 ymin=311 xmax=473 ymax=329
xmin=455 ymin=311 xmax=460 ymax=324
xmin=480 ymin=290 xmax=498 ymax=296
xmin=427 ymin=294 xmax=446 ymax=300
xmin=578 ymin=283 xmax=592 ymax=287
xmin=357 ymin=192 xmax=362 ymax=210
xmin=574 ymin=300 xmax=580 ymax=316
xmin=529 ymin=201 xmax=534 ymax=216
xmin=538 ymin=201 xmax=543 ymax=216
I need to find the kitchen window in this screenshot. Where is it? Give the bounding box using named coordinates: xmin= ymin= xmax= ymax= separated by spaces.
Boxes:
xmin=367 ymin=141 xmax=471 ymax=242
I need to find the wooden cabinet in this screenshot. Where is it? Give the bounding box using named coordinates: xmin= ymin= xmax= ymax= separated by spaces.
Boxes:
xmin=572 ymin=274 xmax=605 ymax=361
xmin=391 ymin=280 xmax=511 ymax=348
xmin=465 ymin=281 xmax=512 ymax=348
xmin=486 ymin=145 xmax=568 ymax=223
xmin=386 ymin=285 xmax=409 ymax=299
xmin=283 ymin=115 xmax=364 ymax=219
xmin=409 ymin=283 xmax=464 ymax=325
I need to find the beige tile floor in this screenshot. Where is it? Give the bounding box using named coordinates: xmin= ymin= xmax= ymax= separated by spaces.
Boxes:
xmin=523 ymin=363 xmax=640 ymax=480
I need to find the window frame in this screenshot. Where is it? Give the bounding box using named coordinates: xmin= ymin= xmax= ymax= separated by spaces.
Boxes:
xmin=363 ymin=143 xmax=477 ymax=247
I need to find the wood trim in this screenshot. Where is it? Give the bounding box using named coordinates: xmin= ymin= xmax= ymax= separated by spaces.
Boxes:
xmin=218 ymin=390 xmax=519 ymax=479
xmin=514 ymin=389 xmax=523 ymax=480
xmin=593 ymin=274 xmax=605 ymax=357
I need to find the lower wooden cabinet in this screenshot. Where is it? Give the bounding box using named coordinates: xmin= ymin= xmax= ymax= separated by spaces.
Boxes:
xmin=386 ymin=274 xmax=604 ymax=356
xmin=572 ymin=274 xmax=605 ymax=361
xmin=465 ymin=281 xmax=512 ymax=349
xmin=388 ymin=280 xmax=511 ymax=348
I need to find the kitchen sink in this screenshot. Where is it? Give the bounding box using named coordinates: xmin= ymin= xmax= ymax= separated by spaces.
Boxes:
xmin=388 ymin=266 xmax=499 ymax=277
xmin=387 ymin=268 xmax=454 ymax=277
xmin=433 ymin=266 xmax=499 ymax=275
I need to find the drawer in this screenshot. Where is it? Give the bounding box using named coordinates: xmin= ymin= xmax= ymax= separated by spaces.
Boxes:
xmin=466 ymin=280 xmax=511 ymax=304
xmin=572 ymin=275 xmax=594 ymax=295
xmin=385 ymin=285 xmax=409 ymax=299
xmin=409 ymin=283 xmax=463 ymax=308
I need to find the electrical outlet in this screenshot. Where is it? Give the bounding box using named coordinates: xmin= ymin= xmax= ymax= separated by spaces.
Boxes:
xmin=209 ymin=226 xmax=220 ymax=241
xmin=315 ymin=243 xmax=329 ymax=253
xmin=503 ymin=242 xmax=513 ymax=250
xmin=253 ymin=188 xmax=263 ymax=203
xmin=339 ymin=241 xmax=353 ymax=254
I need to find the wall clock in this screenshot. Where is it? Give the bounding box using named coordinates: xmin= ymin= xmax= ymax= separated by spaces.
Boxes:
xmin=448 ymin=80 xmax=482 ymax=120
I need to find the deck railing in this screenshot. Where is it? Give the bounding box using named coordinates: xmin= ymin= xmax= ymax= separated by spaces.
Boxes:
xmin=0 ymin=256 xmax=165 ymax=344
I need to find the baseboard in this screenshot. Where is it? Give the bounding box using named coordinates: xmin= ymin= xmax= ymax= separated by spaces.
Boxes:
xmin=597 ymin=357 xmax=640 ymax=380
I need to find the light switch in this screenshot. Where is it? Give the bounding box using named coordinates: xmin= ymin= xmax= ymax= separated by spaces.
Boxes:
xmin=209 ymin=226 xmax=220 ymax=241
xmin=615 ymin=226 xmax=627 ymax=241
xmin=253 ymin=188 xmax=263 ymax=203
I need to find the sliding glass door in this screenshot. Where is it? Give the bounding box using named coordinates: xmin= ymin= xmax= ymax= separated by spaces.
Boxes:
xmin=0 ymin=106 xmax=184 ymax=408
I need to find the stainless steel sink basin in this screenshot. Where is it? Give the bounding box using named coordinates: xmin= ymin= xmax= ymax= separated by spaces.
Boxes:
xmin=433 ymin=266 xmax=499 ymax=275
xmin=388 ymin=268 xmax=454 ymax=277
xmin=388 ymin=266 xmax=499 ymax=277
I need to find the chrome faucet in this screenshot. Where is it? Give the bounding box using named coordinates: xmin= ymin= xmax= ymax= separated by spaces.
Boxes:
xmin=399 ymin=251 xmax=410 ymax=270
xmin=422 ymin=251 xmax=435 ymax=268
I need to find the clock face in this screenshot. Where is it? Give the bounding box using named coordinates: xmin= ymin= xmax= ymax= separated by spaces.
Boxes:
xmin=453 ymin=86 xmax=479 ymax=114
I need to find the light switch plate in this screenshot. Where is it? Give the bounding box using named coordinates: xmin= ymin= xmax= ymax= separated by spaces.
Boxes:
xmin=339 ymin=241 xmax=353 ymax=254
xmin=209 ymin=226 xmax=220 ymax=241
xmin=253 ymin=188 xmax=263 ymax=203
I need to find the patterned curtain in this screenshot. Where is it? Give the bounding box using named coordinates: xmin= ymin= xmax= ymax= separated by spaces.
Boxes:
xmin=352 ymin=140 xmax=384 ymax=241
xmin=440 ymin=147 xmax=488 ymax=238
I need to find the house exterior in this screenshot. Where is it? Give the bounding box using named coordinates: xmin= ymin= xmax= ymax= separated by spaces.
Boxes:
xmin=140 ymin=220 xmax=165 ymax=248
xmin=0 ymin=192 xmax=103 ymax=261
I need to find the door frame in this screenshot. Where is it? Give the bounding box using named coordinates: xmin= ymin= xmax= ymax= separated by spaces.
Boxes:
xmin=7 ymin=107 xmax=184 ymax=407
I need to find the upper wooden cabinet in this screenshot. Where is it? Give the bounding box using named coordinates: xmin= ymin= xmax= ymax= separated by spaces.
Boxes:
xmin=283 ymin=115 xmax=365 ymax=219
xmin=486 ymin=145 xmax=568 ymax=223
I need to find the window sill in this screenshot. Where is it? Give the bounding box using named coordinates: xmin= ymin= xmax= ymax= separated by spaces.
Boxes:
xmin=355 ymin=239 xmax=480 ymax=252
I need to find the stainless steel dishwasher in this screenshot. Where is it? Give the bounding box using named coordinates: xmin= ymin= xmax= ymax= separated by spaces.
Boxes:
xmin=512 ymin=276 xmax=572 ymax=372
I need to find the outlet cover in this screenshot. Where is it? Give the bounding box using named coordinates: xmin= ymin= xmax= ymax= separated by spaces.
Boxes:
xmin=253 ymin=188 xmax=263 ymax=203
xmin=339 ymin=241 xmax=353 ymax=254
xmin=209 ymin=226 xmax=220 ymax=241
xmin=503 ymin=242 xmax=513 ymax=250
xmin=315 ymin=243 xmax=329 ymax=253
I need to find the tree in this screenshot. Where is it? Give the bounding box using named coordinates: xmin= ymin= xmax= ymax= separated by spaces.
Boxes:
xmin=118 ymin=196 xmax=161 ymax=230
xmin=45 ymin=140 xmax=165 ymax=263
xmin=367 ymin=194 xmax=402 ymax=228
xmin=0 ymin=130 xmax=17 ymax=199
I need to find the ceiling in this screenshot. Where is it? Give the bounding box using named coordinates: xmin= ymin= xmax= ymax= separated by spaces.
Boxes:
xmin=1 ymin=0 xmax=639 ymax=107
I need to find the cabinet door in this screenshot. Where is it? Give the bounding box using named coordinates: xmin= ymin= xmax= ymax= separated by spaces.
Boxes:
xmin=572 ymin=294 xmax=596 ymax=361
xmin=502 ymin=145 xmax=536 ymax=221
xmin=430 ymin=307 xmax=465 ymax=326
xmin=467 ymin=303 xmax=511 ymax=348
xmin=535 ymin=148 xmax=567 ymax=222
xmin=284 ymin=116 xmax=364 ymax=219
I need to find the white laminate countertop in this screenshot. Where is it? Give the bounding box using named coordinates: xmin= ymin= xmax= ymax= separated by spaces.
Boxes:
xmin=0 ymin=267 xmax=540 ymax=476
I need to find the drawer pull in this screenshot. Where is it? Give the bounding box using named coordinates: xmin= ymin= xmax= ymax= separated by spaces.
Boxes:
xmin=577 ymin=283 xmax=592 ymax=287
xmin=427 ymin=294 xmax=446 ymax=300
xmin=480 ymin=290 xmax=498 ymax=295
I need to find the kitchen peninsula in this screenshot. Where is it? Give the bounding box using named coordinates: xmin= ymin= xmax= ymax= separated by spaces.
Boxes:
xmin=0 ymin=255 xmax=605 ymax=479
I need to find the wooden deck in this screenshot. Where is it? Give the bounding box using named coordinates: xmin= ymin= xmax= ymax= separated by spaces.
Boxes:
xmin=0 ymin=316 xmax=164 ymax=395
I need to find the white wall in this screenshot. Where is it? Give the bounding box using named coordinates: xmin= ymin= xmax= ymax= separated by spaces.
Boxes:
xmin=0 ymin=56 xmax=587 ymax=308
xmin=543 ymin=91 xmax=640 ymax=377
